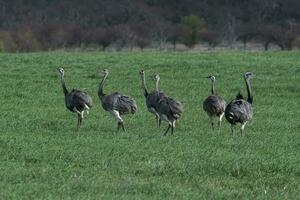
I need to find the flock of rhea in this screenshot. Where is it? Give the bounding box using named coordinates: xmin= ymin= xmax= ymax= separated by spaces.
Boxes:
xmin=58 ymin=68 xmax=254 ymax=136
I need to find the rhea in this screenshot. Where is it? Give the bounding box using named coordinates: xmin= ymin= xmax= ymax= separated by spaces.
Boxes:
xmin=225 ymin=72 xmax=254 ymax=136
xmin=98 ymin=69 xmax=137 ymax=131
xmin=154 ymin=74 xmax=183 ymax=136
xmin=57 ymin=68 xmax=92 ymax=129
xmin=139 ymin=70 xmax=165 ymax=128
xmin=203 ymin=75 xmax=226 ymax=131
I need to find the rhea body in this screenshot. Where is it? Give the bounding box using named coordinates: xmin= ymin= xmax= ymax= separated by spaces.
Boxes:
xmin=139 ymin=70 xmax=165 ymax=128
xmin=203 ymin=75 xmax=226 ymax=130
xmin=154 ymin=74 xmax=183 ymax=135
xmin=58 ymin=68 xmax=92 ymax=129
xmin=225 ymin=72 xmax=254 ymax=136
xmin=98 ymin=69 xmax=137 ymax=131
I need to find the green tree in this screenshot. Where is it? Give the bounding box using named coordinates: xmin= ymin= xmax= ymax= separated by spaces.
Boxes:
xmin=180 ymin=14 xmax=204 ymax=48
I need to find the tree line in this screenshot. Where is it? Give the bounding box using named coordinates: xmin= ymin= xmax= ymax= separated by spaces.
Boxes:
xmin=0 ymin=0 xmax=299 ymax=52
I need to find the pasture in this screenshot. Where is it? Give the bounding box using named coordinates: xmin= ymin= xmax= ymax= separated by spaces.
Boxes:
xmin=0 ymin=51 xmax=299 ymax=199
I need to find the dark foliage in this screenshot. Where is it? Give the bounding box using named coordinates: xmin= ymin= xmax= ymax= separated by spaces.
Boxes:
xmin=0 ymin=0 xmax=299 ymax=51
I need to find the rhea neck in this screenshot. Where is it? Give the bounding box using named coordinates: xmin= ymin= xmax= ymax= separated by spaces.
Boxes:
xmin=210 ymin=79 xmax=216 ymax=95
xmin=98 ymin=73 xmax=108 ymax=98
xmin=155 ymin=77 xmax=160 ymax=92
xmin=245 ymin=77 xmax=253 ymax=104
xmin=60 ymin=73 xmax=68 ymax=96
xmin=140 ymin=73 xmax=148 ymax=97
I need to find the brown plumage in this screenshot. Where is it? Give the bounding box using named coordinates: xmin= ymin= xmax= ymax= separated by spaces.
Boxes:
xmin=203 ymin=75 xmax=226 ymax=131
xmin=139 ymin=70 xmax=165 ymax=128
xmin=225 ymin=72 xmax=254 ymax=136
xmin=98 ymin=69 xmax=137 ymax=131
xmin=154 ymin=74 xmax=183 ymax=136
xmin=57 ymin=68 xmax=92 ymax=129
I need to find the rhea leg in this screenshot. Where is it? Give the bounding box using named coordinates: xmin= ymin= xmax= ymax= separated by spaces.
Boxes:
xmin=163 ymin=124 xmax=171 ymax=136
xmin=171 ymin=121 xmax=176 ymax=135
xmin=117 ymin=122 xmax=126 ymax=131
xmin=77 ymin=112 xmax=83 ymax=130
xmin=110 ymin=110 xmax=125 ymax=132
xmin=77 ymin=115 xmax=80 ymax=130
xmin=209 ymin=116 xmax=214 ymax=131
xmin=73 ymin=107 xmax=81 ymax=115
xmin=218 ymin=113 xmax=224 ymax=129
xmin=218 ymin=113 xmax=224 ymax=133
xmin=155 ymin=115 xmax=161 ymax=128
xmin=240 ymin=121 xmax=248 ymax=136
xmin=84 ymin=104 xmax=90 ymax=114
xmin=79 ymin=116 xmax=82 ymax=126
xmin=230 ymin=124 xmax=235 ymax=136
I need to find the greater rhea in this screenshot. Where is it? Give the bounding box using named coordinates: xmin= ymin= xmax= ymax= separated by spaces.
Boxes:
xmin=98 ymin=69 xmax=137 ymax=131
xmin=57 ymin=68 xmax=92 ymax=129
xmin=225 ymin=72 xmax=254 ymax=136
xmin=203 ymin=75 xmax=226 ymax=131
xmin=139 ymin=70 xmax=165 ymax=127
xmin=154 ymin=74 xmax=183 ymax=136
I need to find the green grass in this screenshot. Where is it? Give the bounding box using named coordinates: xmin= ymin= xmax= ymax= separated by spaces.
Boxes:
xmin=0 ymin=51 xmax=300 ymax=199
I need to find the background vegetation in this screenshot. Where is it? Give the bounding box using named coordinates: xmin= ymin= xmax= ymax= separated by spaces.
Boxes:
xmin=0 ymin=0 xmax=300 ymax=52
xmin=0 ymin=51 xmax=299 ymax=199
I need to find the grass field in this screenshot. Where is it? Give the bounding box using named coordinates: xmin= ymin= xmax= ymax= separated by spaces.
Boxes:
xmin=0 ymin=51 xmax=300 ymax=199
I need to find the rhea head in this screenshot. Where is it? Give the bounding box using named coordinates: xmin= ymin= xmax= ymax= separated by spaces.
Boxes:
xmin=58 ymin=67 xmax=65 ymax=76
xmin=101 ymin=69 xmax=109 ymax=77
xmin=206 ymin=75 xmax=216 ymax=82
xmin=244 ymin=72 xmax=254 ymax=80
xmin=139 ymin=70 xmax=145 ymax=76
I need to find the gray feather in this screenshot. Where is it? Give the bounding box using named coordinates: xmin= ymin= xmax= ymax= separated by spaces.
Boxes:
xmin=156 ymin=95 xmax=183 ymax=121
xmin=66 ymin=89 xmax=92 ymax=112
xmin=146 ymin=91 xmax=167 ymax=112
xmin=203 ymin=95 xmax=225 ymax=117
xmin=225 ymin=72 xmax=254 ymax=127
xmin=225 ymin=99 xmax=252 ymax=125
xmin=101 ymin=92 xmax=137 ymax=115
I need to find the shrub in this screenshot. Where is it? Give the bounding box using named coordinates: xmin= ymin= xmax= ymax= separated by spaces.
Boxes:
xmin=200 ymin=28 xmax=219 ymax=48
xmin=0 ymin=31 xmax=18 ymax=52
xmin=180 ymin=14 xmax=204 ymax=48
